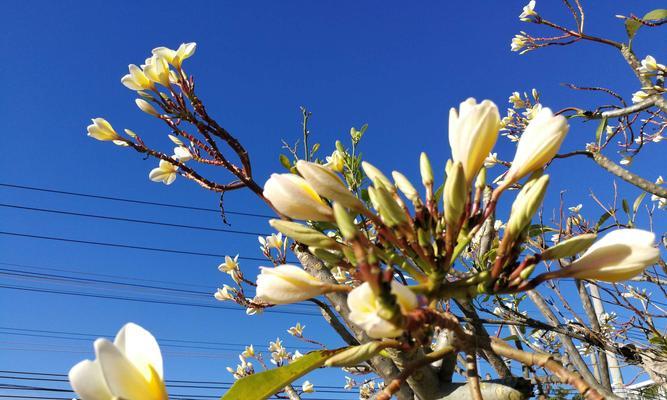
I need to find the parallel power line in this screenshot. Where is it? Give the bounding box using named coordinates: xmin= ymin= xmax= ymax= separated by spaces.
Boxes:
xmin=0 ymin=183 xmax=273 ymax=219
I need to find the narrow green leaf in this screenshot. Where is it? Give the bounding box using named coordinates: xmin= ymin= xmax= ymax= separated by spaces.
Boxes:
xmin=595 ymin=211 xmax=612 ymax=230
xmin=632 ymin=192 xmax=646 ymax=217
xmin=595 ymin=117 xmax=607 ymax=147
xmin=622 ymin=199 xmax=630 ymax=215
xmin=222 ymin=348 xmax=345 ymax=400
xmin=625 ymin=9 xmax=667 ymax=41
xmin=279 ymin=154 xmax=292 ymax=170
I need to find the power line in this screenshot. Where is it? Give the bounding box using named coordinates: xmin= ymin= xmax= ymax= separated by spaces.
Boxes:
xmin=0 ymin=283 xmax=320 ymax=316
xmin=0 ymin=183 xmax=273 ymax=219
xmin=0 ymin=203 xmax=270 ymax=237
xmin=0 ymin=231 xmax=270 ymax=261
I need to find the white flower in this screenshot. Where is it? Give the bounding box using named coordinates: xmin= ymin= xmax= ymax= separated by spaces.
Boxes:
xmin=173 ymin=146 xmax=192 ymax=161
xmin=142 ymin=54 xmax=171 ymax=87
xmin=241 ymin=345 xmax=255 ymax=358
xmin=69 ymin=323 xmax=167 ymax=400
xmin=448 ymin=98 xmax=501 ymax=184
xmin=568 ymin=204 xmax=582 ymax=213
xmin=152 ymin=42 xmax=197 ymax=68
xmin=255 ymin=265 xmax=328 ymax=305
xmin=218 ymin=255 xmax=239 ymax=273
xmin=121 ymin=64 xmax=154 ymax=91
xmin=620 ymin=156 xmax=632 ymax=166
xmin=519 ymin=0 xmax=537 ymax=21
xmin=655 ymin=176 xmax=664 ymax=185
xmin=288 ymin=322 xmax=305 ymax=337
xmin=484 ymin=152 xmax=500 ymax=168
xmin=523 ymin=103 xmax=542 ymax=120
xmin=511 ymin=34 xmax=527 ymax=52
xmin=149 ymin=160 xmax=178 ymax=185
xmin=214 ymin=285 xmax=235 ymax=301
xmin=632 ymin=90 xmax=649 ymax=104
xmin=263 ymin=173 xmax=334 ymax=221
xmin=347 ymin=281 xmax=418 ymax=339
xmin=508 ymin=92 xmax=525 ymax=108
xmin=87 ymin=118 xmax=122 ymax=143
xmin=639 ymin=55 xmax=666 ymax=73
xmin=296 ymin=160 xmax=363 ymax=210
xmin=259 ymin=233 xmax=284 ymax=250
xmin=302 ymin=381 xmax=315 ymax=393
xmin=292 ymin=350 xmax=304 ymax=361
xmin=560 ymin=229 xmax=659 ymax=282
xmin=504 ymin=107 xmax=569 ymax=185
xmin=324 ymin=150 xmax=345 ymax=172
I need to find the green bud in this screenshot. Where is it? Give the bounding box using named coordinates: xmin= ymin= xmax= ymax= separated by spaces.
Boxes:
xmin=373 ymin=186 xmax=408 ymax=227
xmin=391 ymin=171 xmax=420 ymax=203
xmin=335 ymin=140 xmax=346 ymax=154
xmin=362 ymin=161 xmax=393 ymax=190
xmin=475 ymin=167 xmax=487 ymax=190
xmin=308 ymin=246 xmax=343 ymax=265
xmin=325 ymin=342 xmax=390 ymax=367
xmin=417 ymin=228 xmax=430 ymax=248
xmin=541 ymin=233 xmax=597 ymax=260
xmin=420 ymin=152 xmax=434 ymax=186
xmin=333 ymin=202 xmax=358 ymax=241
xmin=443 ymin=162 xmax=467 ymax=228
xmin=519 ymin=264 xmax=536 ymax=280
xmin=506 ymin=175 xmax=550 ymax=241
xmin=269 ymin=219 xmax=339 ymax=250
xmin=341 ymin=246 xmax=357 ymax=264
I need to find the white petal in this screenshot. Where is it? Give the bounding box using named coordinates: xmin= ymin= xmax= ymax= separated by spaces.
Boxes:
xmin=68 ymin=359 xmax=114 ymax=400
xmin=96 ymin=339 xmax=161 ymax=400
xmin=114 ymin=323 xmax=163 ymax=380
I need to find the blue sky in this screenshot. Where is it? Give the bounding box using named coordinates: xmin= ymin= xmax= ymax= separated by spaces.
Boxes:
xmin=1 ymin=1 xmax=665 ymax=398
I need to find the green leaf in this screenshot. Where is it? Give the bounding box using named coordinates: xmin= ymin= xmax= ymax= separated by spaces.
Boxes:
xmin=632 ymin=192 xmax=646 ymax=217
xmin=622 ymin=199 xmax=630 ymax=215
xmin=595 ymin=211 xmax=612 ymax=230
xmin=595 ymin=117 xmax=607 ymax=147
xmin=310 ymin=143 xmax=320 ymax=157
xmin=222 ymin=349 xmax=345 ymax=400
xmin=625 ymin=9 xmax=667 ymax=42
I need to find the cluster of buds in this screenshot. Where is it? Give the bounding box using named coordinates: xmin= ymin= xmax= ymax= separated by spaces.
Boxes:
xmin=251 ymin=95 xmax=659 ymax=342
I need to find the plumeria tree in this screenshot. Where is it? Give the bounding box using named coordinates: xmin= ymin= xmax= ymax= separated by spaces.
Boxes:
xmin=72 ymin=2 xmax=666 ymax=399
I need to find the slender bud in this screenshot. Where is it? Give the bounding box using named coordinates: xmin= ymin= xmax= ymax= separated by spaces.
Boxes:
xmin=506 ymin=175 xmax=549 ymax=240
xmin=86 ymin=118 xmax=120 ymax=142
xmin=296 ymin=160 xmax=363 ymax=210
xmin=333 ymin=203 xmax=358 ymax=241
xmin=256 ymin=265 xmax=329 ymax=304
xmin=420 ymin=152 xmax=434 ymax=186
xmin=269 ymin=219 xmax=339 ymax=250
xmin=541 ymin=233 xmax=596 ymax=260
xmin=443 ymin=162 xmax=466 ymax=228
xmin=372 ymin=186 xmax=408 ymax=227
xmin=325 ymin=341 xmax=391 ymax=367
xmin=308 ymin=247 xmax=343 ymax=265
xmin=135 ymin=99 xmax=160 ymax=117
xmin=392 ymin=171 xmax=420 ymax=203
xmin=362 ymin=162 xmax=392 ymax=190
xmin=263 ymin=173 xmax=334 ymax=221
xmin=475 ymin=167 xmax=487 ymax=190
xmin=347 ymin=282 xmax=418 ymax=339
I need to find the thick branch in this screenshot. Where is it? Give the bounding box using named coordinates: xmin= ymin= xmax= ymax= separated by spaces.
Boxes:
xmin=592 ymin=152 xmax=667 ymax=198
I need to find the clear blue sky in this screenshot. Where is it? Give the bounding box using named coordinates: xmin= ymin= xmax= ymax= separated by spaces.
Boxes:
xmin=1 ymin=1 xmax=665 ymax=398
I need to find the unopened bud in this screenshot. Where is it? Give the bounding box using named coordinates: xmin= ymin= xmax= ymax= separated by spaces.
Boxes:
xmin=296 ymin=160 xmax=363 ymax=210
xmin=372 ymin=186 xmax=408 ymax=227
xmin=475 ymin=167 xmax=487 ymax=190
xmin=362 ymin=161 xmax=393 ymax=190
xmin=135 ymin=99 xmax=160 ymax=117
xmin=506 ymin=175 xmax=550 ymax=240
xmin=333 ymin=203 xmax=358 ymax=241
xmin=420 ymin=152 xmax=434 ymax=186
xmin=443 ymin=162 xmax=467 ymax=228
xmin=392 ymin=171 xmax=420 ymax=203
xmin=308 ymin=246 xmax=343 ymax=265
xmin=519 ymin=264 xmax=536 ymax=280
xmin=541 ymin=233 xmax=597 ymax=260
xmin=325 ymin=341 xmax=390 ymax=367
xmin=269 ymin=219 xmax=339 ymax=250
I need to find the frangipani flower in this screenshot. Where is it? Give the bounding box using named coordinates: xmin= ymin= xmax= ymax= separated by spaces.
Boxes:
xmin=135 ymin=99 xmax=160 ymax=117
xmin=519 ymin=0 xmax=537 ymax=21
xmin=504 ymin=107 xmax=568 ymax=185
xmin=263 ymin=173 xmax=334 ymax=221
xmin=87 ymin=118 xmax=122 ymax=143
xmin=68 ymin=323 xmax=167 ymax=400
xmin=302 ymin=381 xmax=315 ymax=393
xmin=325 ymin=150 xmax=345 ymax=172
xmin=255 ymin=264 xmax=328 ymax=304
xmin=511 ymin=34 xmax=528 ymax=52
xmin=218 ymin=255 xmax=239 ymax=273
xmin=152 ymin=43 xmax=197 ymax=69
xmin=639 ymin=55 xmax=665 ymax=73
xmin=149 ymin=160 xmax=178 ymax=185
xmin=121 ymin=64 xmax=154 ymax=91
xmin=632 ymin=90 xmax=649 ymax=104
xmin=173 ymin=146 xmax=192 ymax=161
xmin=142 ymin=55 xmax=171 ymax=87
xmin=559 ymin=229 xmax=659 ymax=282
xmin=448 ymin=98 xmax=501 ymax=184
xmin=347 ymin=282 xmax=418 ymax=339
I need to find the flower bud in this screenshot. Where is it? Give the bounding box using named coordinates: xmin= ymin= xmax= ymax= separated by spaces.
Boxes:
xmin=443 ymin=162 xmax=467 ymax=228
xmin=263 ymin=173 xmax=334 ymax=221
xmin=135 ymin=99 xmax=160 ymax=117
xmin=332 ymin=203 xmax=358 ymax=241
xmin=269 ymin=219 xmax=340 ymax=250
xmin=420 ymin=152 xmax=434 ymax=186
xmin=558 ymin=229 xmax=659 ymax=282
xmin=392 ymin=171 xmax=420 ymax=203
xmin=541 ymin=233 xmax=596 ymax=260
xmin=87 ymin=118 xmax=120 ymax=142
xmin=296 ymin=160 xmax=363 ymax=210
xmin=506 ymin=175 xmax=549 ymax=240
xmin=325 ymin=341 xmax=391 ymax=367
xmin=255 ymin=265 xmax=328 ymax=304
xmin=504 ymin=108 xmax=568 ymax=185
xmin=347 ymin=282 xmax=418 ymax=339
xmin=369 ymin=186 xmax=407 ymax=227
xmin=475 ymin=167 xmax=487 ymax=190
xmin=308 ymin=246 xmax=343 ymax=265
xmin=448 ymin=98 xmax=500 ymax=184
xmin=362 ymin=161 xmax=392 ymax=190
